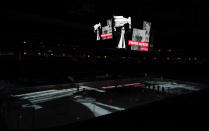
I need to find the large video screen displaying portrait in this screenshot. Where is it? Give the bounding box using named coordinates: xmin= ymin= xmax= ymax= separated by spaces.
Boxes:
xmin=130 ymin=28 xmax=146 ymax=51
xmin=94 ymin=19 xmax=113 ymax=41
xmin=113 ymin=16 xmax=132 ymax=49
xmin=143 ymin=21 xmax=152 ymax=43
xmin=101 ymin=19 xmax=113 ymax=40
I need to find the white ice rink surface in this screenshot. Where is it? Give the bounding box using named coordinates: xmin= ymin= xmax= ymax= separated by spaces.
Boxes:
xmin=145 ymin=80 xmax=200 ymax=91
xmin=6 ymin=80 xmax=206 ymax=130
xmin=11 ymin=80 xmax=202 ymax=112
xmin=12 ymin=85 xmax=124 ymax=116
xmin=74 ymin=96 xmax=125 ymax=117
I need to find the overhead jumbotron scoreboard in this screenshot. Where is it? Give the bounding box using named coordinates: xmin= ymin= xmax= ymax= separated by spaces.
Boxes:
xmin=93 ymin=15 xmax=152 ymax=52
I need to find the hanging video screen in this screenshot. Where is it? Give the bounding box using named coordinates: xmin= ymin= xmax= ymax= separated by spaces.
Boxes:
xmin=94 ymin=22 xmax=101 ymax=41
xmin=143 ymin=21 xmax=152 ymax=43
xmin=129 ymin=28 xmax=149 ymax=51
xmin=128 ymin=21 xmax=152 ymax=52
xmin=113 ymin=16 xmax=132 ymax=49
xmin=101 ymin=19 xmax=113 ymax=40
xmin=114 ymin=16 xmax=131 ymax=29
xmin=94 ymin=19 xmax=113 ymax=41
xmin=93 ymin=16 xmax=151 ymax=52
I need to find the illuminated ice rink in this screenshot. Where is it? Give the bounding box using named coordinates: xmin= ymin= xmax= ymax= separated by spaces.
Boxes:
xmin=3 ymin=78 xmax=206 ymax=130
